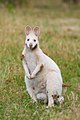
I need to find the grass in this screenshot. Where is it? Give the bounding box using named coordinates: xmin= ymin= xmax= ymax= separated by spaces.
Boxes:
xmin=0 ymin=2 xmax=80 ymax=120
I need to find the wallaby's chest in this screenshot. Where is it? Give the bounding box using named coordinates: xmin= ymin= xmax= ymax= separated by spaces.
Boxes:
xmin=25 ymin=49 xmax=37 ymax=74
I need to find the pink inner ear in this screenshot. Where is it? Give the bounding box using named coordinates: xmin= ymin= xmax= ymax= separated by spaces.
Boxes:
xmin=33 ymin=27 xmax=40 ymax=36
xmin=25 ymin=26 xmax=32 ymax=35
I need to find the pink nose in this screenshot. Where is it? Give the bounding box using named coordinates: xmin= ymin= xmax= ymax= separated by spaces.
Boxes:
xmin=29 ymin=43 xmax=33 ymax=48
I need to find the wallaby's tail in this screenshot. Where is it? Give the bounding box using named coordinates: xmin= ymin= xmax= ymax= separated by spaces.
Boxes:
xmin=62 ymin=83 xmax=71 ymax=87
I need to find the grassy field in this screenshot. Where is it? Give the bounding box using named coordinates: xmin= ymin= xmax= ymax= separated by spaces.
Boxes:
xmin=0 ymin=1 xmax=80 ymax=120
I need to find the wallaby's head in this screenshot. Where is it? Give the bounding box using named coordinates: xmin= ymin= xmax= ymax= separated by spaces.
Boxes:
xmin=25 ymin=26 xmax=40 ymax=50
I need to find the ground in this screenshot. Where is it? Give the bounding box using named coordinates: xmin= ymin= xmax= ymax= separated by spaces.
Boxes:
xmin=0 ymin=2 xmax=80 ymax=120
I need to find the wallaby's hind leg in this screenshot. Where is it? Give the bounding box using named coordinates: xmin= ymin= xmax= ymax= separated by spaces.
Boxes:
xmin=46 ymin=80 xmax=55 ymax=107
xmin=46 ymin=79 xmax=57 ymax=107
xmin=46 ymin=72 xmax=63 ymax=107
xmin=47 ymin=93 xmax=54 ymax=107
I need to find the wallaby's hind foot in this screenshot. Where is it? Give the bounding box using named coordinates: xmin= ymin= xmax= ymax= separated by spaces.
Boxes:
xmin=47 ymin=94 xmax=55 ymax=107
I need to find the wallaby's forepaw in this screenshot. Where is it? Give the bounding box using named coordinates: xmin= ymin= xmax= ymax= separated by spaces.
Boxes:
xmin=20 ymin=54 xmax=24 ymax=60
xmin=30 ymin=73 xmax=35 ymax=79
xmin=26 ymin=74 xmax=31 ymax=79
xmin=37 ymin=63 xmax=44 ymax=72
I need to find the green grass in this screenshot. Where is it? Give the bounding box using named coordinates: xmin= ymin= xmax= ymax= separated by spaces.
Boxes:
xmin=0 ymin=2 xmax=80 ymax=120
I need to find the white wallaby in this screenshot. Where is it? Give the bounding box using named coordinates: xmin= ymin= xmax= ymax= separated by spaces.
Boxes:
xmin=21 ymin=26 xmax=64 ymax=107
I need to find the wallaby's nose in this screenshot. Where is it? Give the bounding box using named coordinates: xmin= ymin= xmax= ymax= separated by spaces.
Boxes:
xmin=29 ymin=43 xmax=33 ymax=48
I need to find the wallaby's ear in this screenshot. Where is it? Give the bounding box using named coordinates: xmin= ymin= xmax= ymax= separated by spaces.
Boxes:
xmin=33 ymin=26 xmax=40 ymax=36
xmin=25 ymin=25 xmax=32 ymax=35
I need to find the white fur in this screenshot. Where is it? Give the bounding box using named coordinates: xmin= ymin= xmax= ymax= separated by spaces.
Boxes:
xmin=22 ymin=27 xmax=64 ymax=107
xmin=25 ymin=32 xmax=39 ymax=49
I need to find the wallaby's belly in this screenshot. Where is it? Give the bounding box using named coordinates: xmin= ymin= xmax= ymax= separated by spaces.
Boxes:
xmin=25 ymin=49 xmax=46 ymax=95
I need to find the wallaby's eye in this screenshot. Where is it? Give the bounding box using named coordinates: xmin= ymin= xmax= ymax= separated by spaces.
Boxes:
xmin=34 ymin=39 xmax=36 ymax=42
xmin=27 ymin=39 xmax=29 ymax=41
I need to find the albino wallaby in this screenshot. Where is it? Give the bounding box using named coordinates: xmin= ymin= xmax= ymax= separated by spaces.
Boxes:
xmin=21 ymin=26 xmax=64 ymax=107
